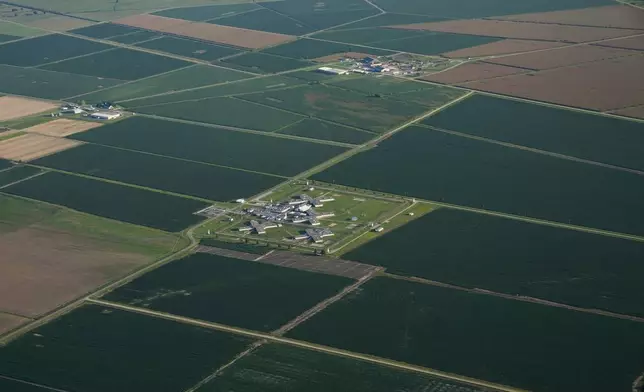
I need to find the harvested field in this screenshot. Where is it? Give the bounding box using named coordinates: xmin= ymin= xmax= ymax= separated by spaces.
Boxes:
xmin=612 ymin=105 xmax=644 ymax=120
xmin=258 ymin=250 xmax=380 ymax=279
xmin=421 ymin=62 xmax=527 ymax=84
xmin=497 ymin=5 xmax=644 ymax=30
xmin=464 ymin=55 xmax=644 ymax=111
xmin=70 ymin=22 xmax=139 ymax=39
xmin=0 ymin=313 xmax=28 ymax=335
xmin=0 ymin=96 xmax=58 ymax=121
xmin=597 ymin=35 xmax=644 ymax=51
xmin=0 ymin=133 xmax=81 ymax=162
xmin=488 ymin=44 xmax=639 ymax=70
xmin=23 ymin=119 xmax=102 ymax=137
xmin=24 ymin=16 xmax=93 ymax=31
xmin=314 ymin=52 xmax=380 ymax=62
xmin=443 ymin=39 xmax=566 ymax=58
xmin=115 ymin=14 xmax=295 ymax=49
xmin=392 ymin=19 xmax=641 ymax=43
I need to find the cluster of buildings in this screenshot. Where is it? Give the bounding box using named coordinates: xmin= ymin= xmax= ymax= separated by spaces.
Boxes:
xmin=57 ymin=102 xmax=122 ymax=121
xmin=316 ymin=55 xmax=455 ymax=77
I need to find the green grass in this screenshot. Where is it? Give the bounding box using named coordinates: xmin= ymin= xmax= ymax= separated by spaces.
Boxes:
xmin=265 ymin=38 xmax=395 ymax=60
xmin=0 ymin=304 xmax=253 ymax=392
xmin=277 ymin=119 xmax=375 ymax=144
xmin=152 ymin=3 xmax=260 ymax=22
xmin=327 ymin=74 xmax=437 ymax=94
xmin=136 ymin=36 xmax=243 ymax=61
xmin=104 ymin=252 xmax=353 ymax=331
xmin=0 ymin=34 xmax=111 ymax=67
xmin=222 ymin=52 xmax=314 ymax=74
xmin=0 ymin=165 xmax=42 ymax=187
xmin=0 ymin=115 xmax=52 ymax=130
xmin=288 ymin=276 xmax=644 ymax=392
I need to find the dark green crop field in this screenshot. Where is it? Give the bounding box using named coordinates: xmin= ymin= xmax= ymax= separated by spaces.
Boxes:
xmin=40 ymin=48 xmax=191 ymax=81
xmin=136 ymin=36 xmax=243 ymax=61
xmin=262 ymin=0 xmax=374 ymax=15
xmin=0 ymin=64 xmax=125 ymax=100
xmin=3 ymin=171 xmax=207 ymax=231
xmin=0 ymin=305 xmax=252 ymax=392
xmin=240 ymin=84 xmax=427 ymax=132
xmin=104 ymin=253 xmax=353 ymax=331
xmin=265 ymin=38 xmax=395 ymax=60
xmin=200 ymin=238 xmax=269 ymax=255
xmin=345 ymin=208 xmax=644 ymax=317
xmin=0 ymin=378 xmax=52 ymax=392
xmin=0 ymin=158 xmax=12 ymax=171
xmin=393 ymin=87 xmax=466 ymax=107
xmin=312 ymin=126 xmax=644 ymax=236
xmin=133 ymin=96 xmax=303 ymax=131
xmin=288 ymin=277 xmax=644 ymax=392
xmin=328 ymin=75 xmax=436 ymax=95
xmin=289 ymin=9 xmax=381 ymax=30
xmin=109 ymin=30 xmax=161 ymax=44
xmin=0 ymin=33 xmax=19 ymax=43
xmin=0 ymin=165 xmax=42 ymax=187
xmin=222 ymin=52 xmax=313 ymax=73
xmin=277 ymin=119 xmax=375 ymax=144
xmin=286 ymin=69 xmax=337 ymax=81
xmin=0 ymin=34 xmax=111 ymax=67
xmin=71 ymin=116 xmax=348 ymax=176
xmin=333 ymin=13 xmax=445 ymax=29
xmin=69 ymin=23 xmax=139 ymax=39
xmin=73 ymin=64 xmax=249 ymax=102
xmin=213 ymin=8 xmax=315 ymax=36
xmin=423 ymin=94 xmax=644 ymax=171
xmin=153 ymin=3 xmax=260 ymax=22
xmin=197 ymin=343 xmax=485 ymax=392
xmin=312 ymin=28 xmax=430 ymax=46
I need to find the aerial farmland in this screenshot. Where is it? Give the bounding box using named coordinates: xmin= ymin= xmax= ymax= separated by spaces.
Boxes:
xmin=1 ymin=0 xmax=644 ymax=391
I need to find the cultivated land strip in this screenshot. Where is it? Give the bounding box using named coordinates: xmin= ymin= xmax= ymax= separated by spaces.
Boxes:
xmin=0 ymin=375 xmax=71 ymax=392
xmin=86 ymin=298 xmax=524 ymax=392
xmin=0 ymin=168 xmax=46 ymax=190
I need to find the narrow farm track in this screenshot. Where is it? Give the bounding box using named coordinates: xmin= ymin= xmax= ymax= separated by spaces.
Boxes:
xmin=86 ymin=298 xmax=525 ymax=392
xmin=0 ymin=375 xmax=72 ymax=392
xmin=0 ymin=169 xmax=47 ymax=190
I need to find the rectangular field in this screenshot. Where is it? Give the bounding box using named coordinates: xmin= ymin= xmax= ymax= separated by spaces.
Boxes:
xmin=40 ymin=47 xmax=192 ymax=81
xmin=0 ymin=313 xmax=28 ymax=336
xmin=0 ymin=305 xmax=253 ymax=392
xmin=70 ymin=116 xmax=348 ymax=176
xmin=421 ymin=62 xmax=527 ymax=84
xmin=109 ymin=30 xmax=162 ymax=44
xmin=0 ymin=133 xmax=81 ymax=162
xmin=0 ymin=96 xmax=58 ymax=121
xmin=443 ymin=39 xmax=566 ymax=58
xmin=104 ymin=252 xmax=353 ymax=331
xmin=197 ymin=343 xmax=486 ymax=392
xmin=311 ymin=126 xmax=644 ymax=236
xmin=213 ymin=7 xmax=315 ymax=36
xmin=0 ymin=165 xmax=42 ymax=187
xmin=497 ymin=4 xmax=644 ymax=30
xmin=276 ymin=119 xmax=375 ymax=144
xmin=70 ymin=22 xmax=140 ymax=38
xmin=344 ymin=208 xmax=644 ymax=317
xmin=152 ymin=3 xmax=260 ymax=22
xmin=423 ymin=94 xmax=644 ymax=170
xmin=221 ymin=52 xmax=314 ymax=73
xmin=23 ymin=118 xmax=102 ymax=137
xmin=32 ymin=144 xmax=284 ymax=202
xmin=288 ymin=277 xmax=644 ymax=392
xmin=136 ymin=36 xmax=243 ymax=60
xmin=3 ymin=171 xmax=207 ymax=231
xmin=264 ymin=38 xmax=395 ymax=60
xmin=597 ymin=35 xmax=644 ymax=51
xmin=256 ymin=251 xmax=380 ymax=279
xmin=0 ymin=34 xmax=111 ymax=67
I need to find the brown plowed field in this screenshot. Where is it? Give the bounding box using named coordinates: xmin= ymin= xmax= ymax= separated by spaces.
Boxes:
xmin=0 ymin=96 xmax=58 ymax=121
xmin=26 ymin=16 xmax=94 ymax=31
xmin=443 ymin=39 xmax=566 ymax=58
xmin=0 ymin=313 xmax=28 ymax=335
xmin=0 ymin=133 xmax=81 ymax=162
xmin=596 ymin=36 xmax=644 ymax=51
xmin=314 ymin=52 xmax=377 ymax=62
xmin=488 ymin=44 xmax=638 ymax=70
xmin=463 ymin=55 xmax=644 ymax=111
xmin=0 ymin=228 xmax=150 ymax=318
xmin=115 ymin=14 xmax=294 ymax=49
xmin=497 ymin=5 xmax=644 ymax=30
xmin=24 ymin=119 xmax=102 ymax=137
xmin=612 ymin=105 xmax=644 ymax=120
xmin=421 ymin=62 xmax=528 ymax=84
xmin=392 ymin=19 xmax=641 ymax=43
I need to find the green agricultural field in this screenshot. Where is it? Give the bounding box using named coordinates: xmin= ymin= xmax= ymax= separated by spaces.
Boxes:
xmin=123 ymin=75 xmax=303 ymax=106
xmin=198 ymin=343 xmax=485 ymax=392
xmin=0 ymin=34 xmax=111 ymax=66
xmin=289 ymin=9 xmax=381 ymax=30
xmin=0 ymin=158 xmax=11 ymax=171
xmin=262 ymin=0 xmax=375 ymax=15
xmin=289 ymin=277 xmax=644 ymax=392
xmin=71 ymin=64 xmax=249 ymax=102
xmin=0 ymin=378 xmax=51 ymax=392
xmin=152 ymin=3 xmax=261 ymax=22
xmin=240 ymin=84 xmax=428 ymax=132
xmin=313 ymin=28 xmax=430 ymax=47
xmin=0 ymin=33 xmax=18 ymax=43
xmin=133 ymin=96 xmax=303 ymax=131
xmin=0 ymin=64 xmax=125 ymax=99
xmin=265 ymin=38 xmax=395 ymax=60
xmin=330 ymin=13 xmax=445 ymax=29
xmin=328 ymin=74 xmax=435 ymax=95
xmin=108 ymin=30 xmax=161 ymax=44
xmin=277 ymin=119 xmax=375 ymax=144
xmin=3 ymin=171 xmax=207 ymax=231
xmin=213 ymin=8 xmax=315 ymax=35
xmin=423 ymin=94 xmax=644 ymax=171
xmin=0 ymin=115 xmax=52 ymax=130
xmin=136 ymin=36 xmax=243 ymax=61
xmin=40 ymin=47 xmax=192 ymax=81
xmin=200 ymin=238 xmax=269 ymax=255
xmin=0 ymin=305 xmax=253 ymax=392
xmin=69 ymin=22 xmax=140 ymax=39
xmin=32 ymin=144 xmax=284 ymax=202
xmin=0 ymin=165 xmax=42 ymax=187
xmin=375 ymin=32 xmax=502 ymax=56
xmin=104 ymin=252 xmax=353 ymax=331
xmin=286 ymin=69 xmax=338 ymax=81
xmin=71 ymin=116 xmax=348 ymax=176
xmin=312 ymin=126 xmax=644 ymax=236
xmin=345 ymin=208 xmax=644 ymax=317
xmin=0 ymin=20 xmax=44 ymax=37
xmin=393 ymin=86 xmax=466 ymax=107
xmin=222 ymin=52 xmax=314 ymax=73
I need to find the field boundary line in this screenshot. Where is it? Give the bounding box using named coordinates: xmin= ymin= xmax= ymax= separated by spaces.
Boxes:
xmin=0 ymin=310 xmax=34 ymax=320
xmin=0 ymin=169 xmax=47 ymax=190
xmin=255 ymin=2 xmax=316 ymax=31
xmin=0 ymin=375 xmax=72 ymax=392
xmin=419 ymin=124 xmax=644 ymax=176
xmin=86 ymin=298 xmax=525 ymax=392
xmin=383 ymin=272 xmax=644 ymax=323
xmin=33 ymin=46 xmax=119 ymax=69
xmin=301 ymin=5 xmax=385 ymax=37
xmin=305 ymin=36 xmax=400 ymax=55
xmin=203 ymin=7 xmax=264 ymax=23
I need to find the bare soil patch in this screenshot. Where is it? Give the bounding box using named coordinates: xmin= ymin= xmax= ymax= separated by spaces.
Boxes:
xmin=115 ymin=14 xmax=294 ymax=49
xmin=463 ymin=55 xmax=644 ymax=111
xmin=497 ymin=5 xmax=644 ymax=30
xmin=0 ymin=313 xmax=28 ymax=335
xmin=488 ymin=44 xmax=638 ymax=70
xmin=611 ymin=105 xmax=644 ymax=120
xmin=24 ymin=119 xmax=102 ymax=137
xmin=26 ymin=16 xmax=94 ymax=31
xmin=0 ymin=133 xmax=81 ymax=162
xmin=422 ymin=62 xmax=528 ymax=84
xmin=443 ymin=39 xmax=566 ymax=58
xmin=0 ymin=227 xmax=150 ymax=317
xmin=314 ymin=52 xmax=377 ymax=62
xmin=392 ymin=19 xmax=641 ymax=43
xmin=0 ymin=96 xmax=58 ymax=121
xmin=596 ymin=36 xmax=644 ymax=51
